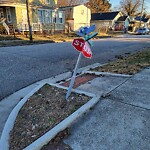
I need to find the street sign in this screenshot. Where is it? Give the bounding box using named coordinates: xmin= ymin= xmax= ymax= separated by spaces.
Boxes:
xmin=82 ymin=42 xmax=92 ymax=58
xmin=66 ymin=25 xmax=97 ymax=100
xmin=85 ymin=25 xmax=96 ymax=35
xmin=72 ymin=38 xmax=85 ymax=52
xmin=72 ymin=38 xmax=92 ymax=58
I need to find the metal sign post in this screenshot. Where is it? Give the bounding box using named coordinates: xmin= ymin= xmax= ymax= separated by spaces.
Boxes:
xmin=66 ymin=53 xmax=82 ymax=100
xmin=66 ymin=25 xmax=98 ymax=100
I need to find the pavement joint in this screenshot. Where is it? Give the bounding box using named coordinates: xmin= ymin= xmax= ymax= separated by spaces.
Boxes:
xmin=108 ymin=97 xmax=150 ymax=111
xmin=101 ymin=76 xmax=132 ymax=98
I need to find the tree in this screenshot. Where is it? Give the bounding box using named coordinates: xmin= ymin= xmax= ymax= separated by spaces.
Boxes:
xmin=57 ymin=0 xmax=69 ymax=6
xmin=85 ymin=0 xmax=111 ymax=13
xmin=26 ymin=0 xmax=32 ymax=41
xmin=57 ymin=0 xmax=87 ymax=6
xmin=120 ymin=0 xmax=142 ymax=16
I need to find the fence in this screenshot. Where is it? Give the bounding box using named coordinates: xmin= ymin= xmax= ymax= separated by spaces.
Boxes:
xmin=0 ymin=23 xmax=65 ymax=35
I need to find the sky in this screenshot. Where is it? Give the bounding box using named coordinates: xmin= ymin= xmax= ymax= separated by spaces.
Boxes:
xmin=110 ymin=0 xmax=150 ymax=14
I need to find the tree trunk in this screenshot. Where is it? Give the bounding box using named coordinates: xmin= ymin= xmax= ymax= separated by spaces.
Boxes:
xmin=26 ymin=0 xmax=33 ymax=41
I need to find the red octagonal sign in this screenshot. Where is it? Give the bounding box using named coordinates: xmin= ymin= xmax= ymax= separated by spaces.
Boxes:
xmin=82 ymin=41 xmax=92 ymax=58
xmin=72 ymin=38 xmax=85 ymax=52
xmin=72 ymin=38 xmax=92 ymax=59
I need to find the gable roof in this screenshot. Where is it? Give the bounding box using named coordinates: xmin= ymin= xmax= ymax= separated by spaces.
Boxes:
xmin=91 ymin=11 xmax=120 ymax=21
xmin=117 ymin=16 xmax=128 ymax=22
xmin=135 ymin=16 xmax=149 ymax=23
xmin=59 ymin=5 xmax=79 ymax=9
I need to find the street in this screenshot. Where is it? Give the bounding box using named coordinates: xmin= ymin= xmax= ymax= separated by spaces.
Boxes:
xmin=0 ymin=36 xmax=150 ymax=100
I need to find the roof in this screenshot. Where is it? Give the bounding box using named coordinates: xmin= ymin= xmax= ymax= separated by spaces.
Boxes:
xmin=117 ymin=16 xmax=128 ymax=22
xmin=59 ymin=4 xmax=81 ymax=9
xmin=135 ymin=16 xmax=149 ymax=23
xmin=91 ymin=11 xmax=120 ymax=21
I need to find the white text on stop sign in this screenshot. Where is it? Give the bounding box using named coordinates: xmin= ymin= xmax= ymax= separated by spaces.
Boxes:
xmin=83 ymin=44 xmax=91 ymax=54
xmin=74 ymin=40 xmax=84 ymax=48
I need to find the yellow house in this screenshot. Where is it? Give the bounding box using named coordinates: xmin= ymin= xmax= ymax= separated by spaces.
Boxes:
xmin=0 ymin=0 xmax=65 ymax=34
xmin=60 ymin=4 xmax=91 ymax=32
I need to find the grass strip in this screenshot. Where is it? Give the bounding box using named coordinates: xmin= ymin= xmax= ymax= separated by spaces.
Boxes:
xmin=92 ymin=48 xmax=150 ymax=75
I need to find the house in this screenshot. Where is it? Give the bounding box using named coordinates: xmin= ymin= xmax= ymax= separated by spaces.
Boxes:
xmin=59 ymin=4 xmax=91 ymax=32
xmin=129 ymin=16 xmax=150 ymax=32
xmin=115 ymin=16 xmax=131 ymax=31
xmin=91 ymin=11 xmax=123 ymax=33
xmin=135 ymin=16 xmax=150 ymax=27
xmin=0 ymin=0 xmax=65 ymax=34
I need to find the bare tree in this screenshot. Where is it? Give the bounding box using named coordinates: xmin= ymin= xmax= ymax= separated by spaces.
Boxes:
xmin=85 ymin=0 xmax=111 ymax=13
xmin=57 ymin=0 xmax=89 ymax=6
xmin=57 ymin=0 xmax=69 ymax=6
xmin=120 ymin=0 xmax=142 ymax=16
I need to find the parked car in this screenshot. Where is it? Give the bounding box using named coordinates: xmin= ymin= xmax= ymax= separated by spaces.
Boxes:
xmin=136 ymin=27 xmax=150 ymax=35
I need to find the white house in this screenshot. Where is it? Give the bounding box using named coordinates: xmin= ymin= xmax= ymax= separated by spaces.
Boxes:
xmin=59 ymin=4 xmax=91 ymax=32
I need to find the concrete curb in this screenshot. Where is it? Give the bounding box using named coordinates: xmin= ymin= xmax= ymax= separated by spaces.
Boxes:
xmin=0 ymin=63 xmax=102 ymax=150
xmin=0 ymin=82 xmax=99 ymax=150
xmin=0 ymin=82 xmax=46 ymax=150
xmin=24 ymin=84 xmax=100 ymax=150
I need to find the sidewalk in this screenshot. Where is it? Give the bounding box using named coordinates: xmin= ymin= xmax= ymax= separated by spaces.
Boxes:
xmin=0 ymin=67 xmax=150 ymax=149
xmin=64 ymin=67 xmax=150 ymax=150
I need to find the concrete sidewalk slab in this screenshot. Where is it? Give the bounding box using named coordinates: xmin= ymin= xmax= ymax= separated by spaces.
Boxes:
xmin=64 ymin=99 xmax=150 ymax=150
xmin=108 ymin=68 xmax=150 ymax=109
xmin=64 ymin=68 xmax=150 ymax=149
xmin=77 ymin=76 xmax=130 ymax=96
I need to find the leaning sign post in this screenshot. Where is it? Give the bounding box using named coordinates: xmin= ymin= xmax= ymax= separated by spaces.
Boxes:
xmin=66 ymin=25 xmax=98 ymax=100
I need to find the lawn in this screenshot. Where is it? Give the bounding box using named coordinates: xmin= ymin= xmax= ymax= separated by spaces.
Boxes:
xmin=92 ymin=48 xmax=150 ymax=75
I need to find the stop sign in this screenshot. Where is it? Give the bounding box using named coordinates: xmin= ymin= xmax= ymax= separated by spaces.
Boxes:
xmin=72 ymin=38 xmax=85 ymax=52
xmin=72 ymin=38 xmax=92 ymax=59
xmin=82 ymin=42 xmax=92 ymax=58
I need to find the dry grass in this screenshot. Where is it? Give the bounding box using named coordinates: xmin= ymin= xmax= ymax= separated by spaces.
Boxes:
xmin=0 ymin=34 xmax=76 ymax=47
xmin=10 ymin=84 xmax=90 ymax=150
xmin=92 ymin=48 xmax=150 ymax=75
xmin=0 ymin=33 xmax=111 ymax=47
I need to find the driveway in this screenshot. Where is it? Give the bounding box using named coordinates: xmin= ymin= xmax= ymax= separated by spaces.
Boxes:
xmin=0 ymin=36 xmax=150 ymax=100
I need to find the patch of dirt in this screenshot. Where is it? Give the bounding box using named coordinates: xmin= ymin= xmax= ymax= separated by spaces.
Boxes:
xmin=41 ymin=128 xmax=73 ymax=150
xmin=9 ymin=84 xmax=91 ymax=150
xmin=61 ymin=74 xmax=97 ymax=88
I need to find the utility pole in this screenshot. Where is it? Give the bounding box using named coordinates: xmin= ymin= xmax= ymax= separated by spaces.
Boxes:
xmin=26 ymin=0 xmax=33 ymax=41
xmin=139 ymin=0 xmax=145 ymax=28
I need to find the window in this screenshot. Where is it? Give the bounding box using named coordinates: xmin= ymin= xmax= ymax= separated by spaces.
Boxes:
xmin=37 ymin=9 xmax=45 ymax=23
xmin=0 ymin=8 xmax=4 ymax=19
xmin=52 ymin=11 xmax=57 ymax=23
xmin=45 ymin=10 xmax=52 ymax=23
xmin=58 ymin=11 xmax=63 ymax=24
xmin=45 ymin=0 xmax=50 ymax=4
xmin=81 ymin=10 xmax=84 ymax=15
xmin=6 ymin=7 xmax=12 ymax=23
xmin=38 ymin=9 xmax=53 ymax=24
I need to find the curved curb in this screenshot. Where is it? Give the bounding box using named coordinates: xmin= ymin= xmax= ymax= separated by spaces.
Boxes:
xmin=0 ymin=63 xmax=103 ymax=150
xmin=0 ymin=83 xmax=100 ymax=150
xmin=0 ymin=83 xmax=46 ymax=150
xmin=24 ymin=84 xmax=100 ymax=150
